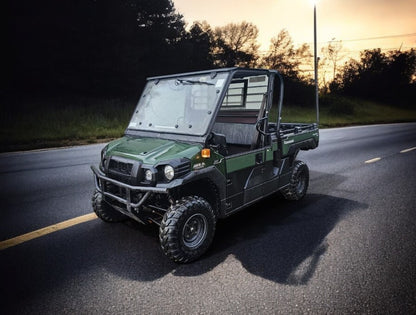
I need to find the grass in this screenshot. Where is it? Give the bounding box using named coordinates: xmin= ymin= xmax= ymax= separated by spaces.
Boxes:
xmin=1 ymin=95 xmax=415 ymax=152
xmin=0 ymin=96 xmax=135 ymax=152
xmin=279 ymin=96 xmax=416 ymax=127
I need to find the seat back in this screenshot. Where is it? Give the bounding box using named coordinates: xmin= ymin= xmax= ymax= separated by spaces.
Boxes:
xmin=212 ymin=122 xmax=256 ymax=146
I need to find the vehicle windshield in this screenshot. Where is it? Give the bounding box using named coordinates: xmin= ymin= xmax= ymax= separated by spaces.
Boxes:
xmin=128 ymin=72 xmax=230 ymax=136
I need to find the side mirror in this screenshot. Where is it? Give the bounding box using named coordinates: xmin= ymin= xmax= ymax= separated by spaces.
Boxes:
xmin=206 ymin=132 xmax=228 ymax=156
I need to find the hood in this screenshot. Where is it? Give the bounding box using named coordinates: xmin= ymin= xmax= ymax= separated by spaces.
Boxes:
xmin=105 ymin=136 xmax=201 ymax=165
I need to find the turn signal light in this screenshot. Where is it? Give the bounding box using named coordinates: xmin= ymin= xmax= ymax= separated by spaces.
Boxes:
xmin=201 ymin=148 xmax=211 ymax=158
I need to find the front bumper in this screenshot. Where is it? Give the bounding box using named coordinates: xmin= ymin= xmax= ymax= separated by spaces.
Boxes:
xmin=91 ymin=165 xmax=168 ymax=214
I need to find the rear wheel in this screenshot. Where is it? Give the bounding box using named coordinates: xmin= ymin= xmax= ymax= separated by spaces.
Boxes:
xmin=281 ymin=160 xmax=309 ymax=200
xmin=92 ymin=190 xmax=127 ymax=222
xmin=159 ymin=196 xmax=216 ymax=263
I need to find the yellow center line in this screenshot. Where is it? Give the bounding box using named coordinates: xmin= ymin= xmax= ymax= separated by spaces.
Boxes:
xmin=365 ymin=157 xmax=381 ymax=164
xmin=400 ymin=147 xmax=416 ymax=154
xmin=0 ymin=213 xmax=98 ymax=251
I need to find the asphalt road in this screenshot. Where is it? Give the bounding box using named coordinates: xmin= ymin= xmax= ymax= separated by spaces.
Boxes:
xmin=1 ymin=123 xmax=415 ymax=314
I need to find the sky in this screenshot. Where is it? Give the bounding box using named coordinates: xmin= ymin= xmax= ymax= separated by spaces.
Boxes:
xmin=173 ymin=0 xmax=416 ymax=57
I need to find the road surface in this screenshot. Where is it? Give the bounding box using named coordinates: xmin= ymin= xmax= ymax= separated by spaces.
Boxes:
xmin=1 ymin=123 xmax=415 ymax=314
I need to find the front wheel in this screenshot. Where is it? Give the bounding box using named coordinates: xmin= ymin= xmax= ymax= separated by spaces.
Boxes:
xmin=92 ymin=190 xmax=127 ymax=222
xmin=281 ymin=160 xmax=309 ymax=201
xmin=159 ymin=196 xmax=216 ymax=263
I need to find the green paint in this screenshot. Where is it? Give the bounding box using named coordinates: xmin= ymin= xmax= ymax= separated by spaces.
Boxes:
xmin=105 ymin=136 xmax=201 ymax=165
xmin=281 ymin=130 xmax=319 ymax=155
xmin=265 ymin=144 xmax=276 ymax=161
xmin=226 ymin=152 xmax=259 ymax=173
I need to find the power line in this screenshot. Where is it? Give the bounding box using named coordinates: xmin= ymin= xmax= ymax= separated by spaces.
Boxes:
xmin=336 ymin=32 xmax=416 ymax=43
xmin=347 ymin=46 xmax=416 ymax=53
xmin=257 ymin=33 xmax=416 ymax=56
xmin=311 ymin=32 xmax=416 ymax=45
xmin=290 ymin=32 xmax=416 ymax=46
xmin=258 ymin=33 xmax=416 ymax=53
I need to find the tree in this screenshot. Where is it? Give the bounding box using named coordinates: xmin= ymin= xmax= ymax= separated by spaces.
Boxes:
xmin=261 ymin=29 xmax=312 ymax=80
xmin=386 ymin=49 xmax=416 ymax=86
xmin=212 ymin=21 xmax=260 ymax=67
xmin=184 ymin=21 xmax=215 ymax=70
xmin=259 ymin=30 xmax=314 ymax=107
xmin=321 ymin=40 xmax=345 ymax=81
xmin=332 ymin=48 xmax=416 ymax=106
xmin=4 ymin=0 xmax=189 ymax=98
xmin=89 ymin=0 xmax=187 ymax=94
xmin=334 ymin=49 xmax=389 ymax=98
xmin=320 ymin=39 xmax=346 ymax=92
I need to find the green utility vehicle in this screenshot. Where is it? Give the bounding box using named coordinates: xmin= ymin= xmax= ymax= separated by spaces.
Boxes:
xmin=91 ymin=67 xmax=319 ymax=263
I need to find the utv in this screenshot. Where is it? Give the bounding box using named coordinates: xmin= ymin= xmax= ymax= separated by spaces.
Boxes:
xmin=91 ymin=67 xmax=319 ymax=263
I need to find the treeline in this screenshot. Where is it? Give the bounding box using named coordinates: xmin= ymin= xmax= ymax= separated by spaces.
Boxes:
xmin=331 ymin=49 xmax=416 ymax=107
xmin=4 ymin=0 xmax=416 ymax=107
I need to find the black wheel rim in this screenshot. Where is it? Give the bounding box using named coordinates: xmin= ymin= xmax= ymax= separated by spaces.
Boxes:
xmin=182 ymin=213 xmax=207 ymax=249
xmin=295 ymin=171 xmax=306 ymax=195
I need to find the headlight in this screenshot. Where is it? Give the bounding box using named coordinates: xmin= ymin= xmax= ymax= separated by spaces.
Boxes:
xmin=101 ymin=145 xmax=108 ymax=160
xmin=144 ymin=169 xmax=153 ymax=181
xmin=164 ymin=165 xmax=175 ymax=181
xmin=100 ymin=145 xmax=108 ymax=171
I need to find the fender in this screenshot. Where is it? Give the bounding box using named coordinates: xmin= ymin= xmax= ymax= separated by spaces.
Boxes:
xmin=161 ymin=165 xmax=227 ymax=215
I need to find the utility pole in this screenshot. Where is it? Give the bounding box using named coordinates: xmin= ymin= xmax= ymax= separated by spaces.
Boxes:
xmin=313 ymin=2 xmax=320 ymax=125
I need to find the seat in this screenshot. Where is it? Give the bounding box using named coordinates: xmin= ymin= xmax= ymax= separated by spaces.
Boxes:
xmin=212 ymin=122 xmax=256 ymax=147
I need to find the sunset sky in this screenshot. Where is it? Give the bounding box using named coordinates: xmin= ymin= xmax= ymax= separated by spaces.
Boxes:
xmin=173 ymin=0 xmax=416 ymax=58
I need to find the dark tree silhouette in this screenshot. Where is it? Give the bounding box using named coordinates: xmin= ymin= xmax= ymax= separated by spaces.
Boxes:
xmin=180 ymin=21 xmax=215 ymax=71
xmin=263 ymin=29 xmax=300 ymax=78
xmin=4 ymin=0 xmax=195 ymax=100
xmin=332 ymin=48 xmax=416 ymax=106
xmin=262 ymin=29 xmax=314 ymax=107
xmin=9 ymin=2 xmax=414 ymax=111
xmin=212 ymin=21 xmax=260 ymax=67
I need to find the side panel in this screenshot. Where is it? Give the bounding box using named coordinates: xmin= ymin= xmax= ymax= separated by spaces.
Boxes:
xmin=281 ymin=128 xmax=319 ymax=156
xmin=225 ymin=148 xmax=264 ymax=212
xmin=224 ymin=143 xmax=286 ymax=215
xmin=261 ymin=144 xmax=280 ymax=196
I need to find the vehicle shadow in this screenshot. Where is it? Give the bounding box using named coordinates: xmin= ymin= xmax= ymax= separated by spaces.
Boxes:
xmin=90 ymin=170 xmax=367 ymax=283
xmin=79 ymin=189 xmax=366 ymax=286
xmin=173 ymin=193 xmax=367 ymax=284
xmin=0 ymin=171 xmax=367 ymax=312
xmin=97 ymin=170 xmax=367 ymax=285
xmin=172 ymin=171 xmax=368 ymax=284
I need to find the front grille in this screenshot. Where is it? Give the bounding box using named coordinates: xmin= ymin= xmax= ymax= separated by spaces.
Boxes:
xmin=109 ymin=160 xmax=133 ymax=175
xmin=106 ymin=157 xmax=139 ymax=184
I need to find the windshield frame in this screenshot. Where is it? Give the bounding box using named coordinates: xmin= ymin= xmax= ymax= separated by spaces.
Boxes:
xmin=126 ymin=69 xmax=232 ymax=140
